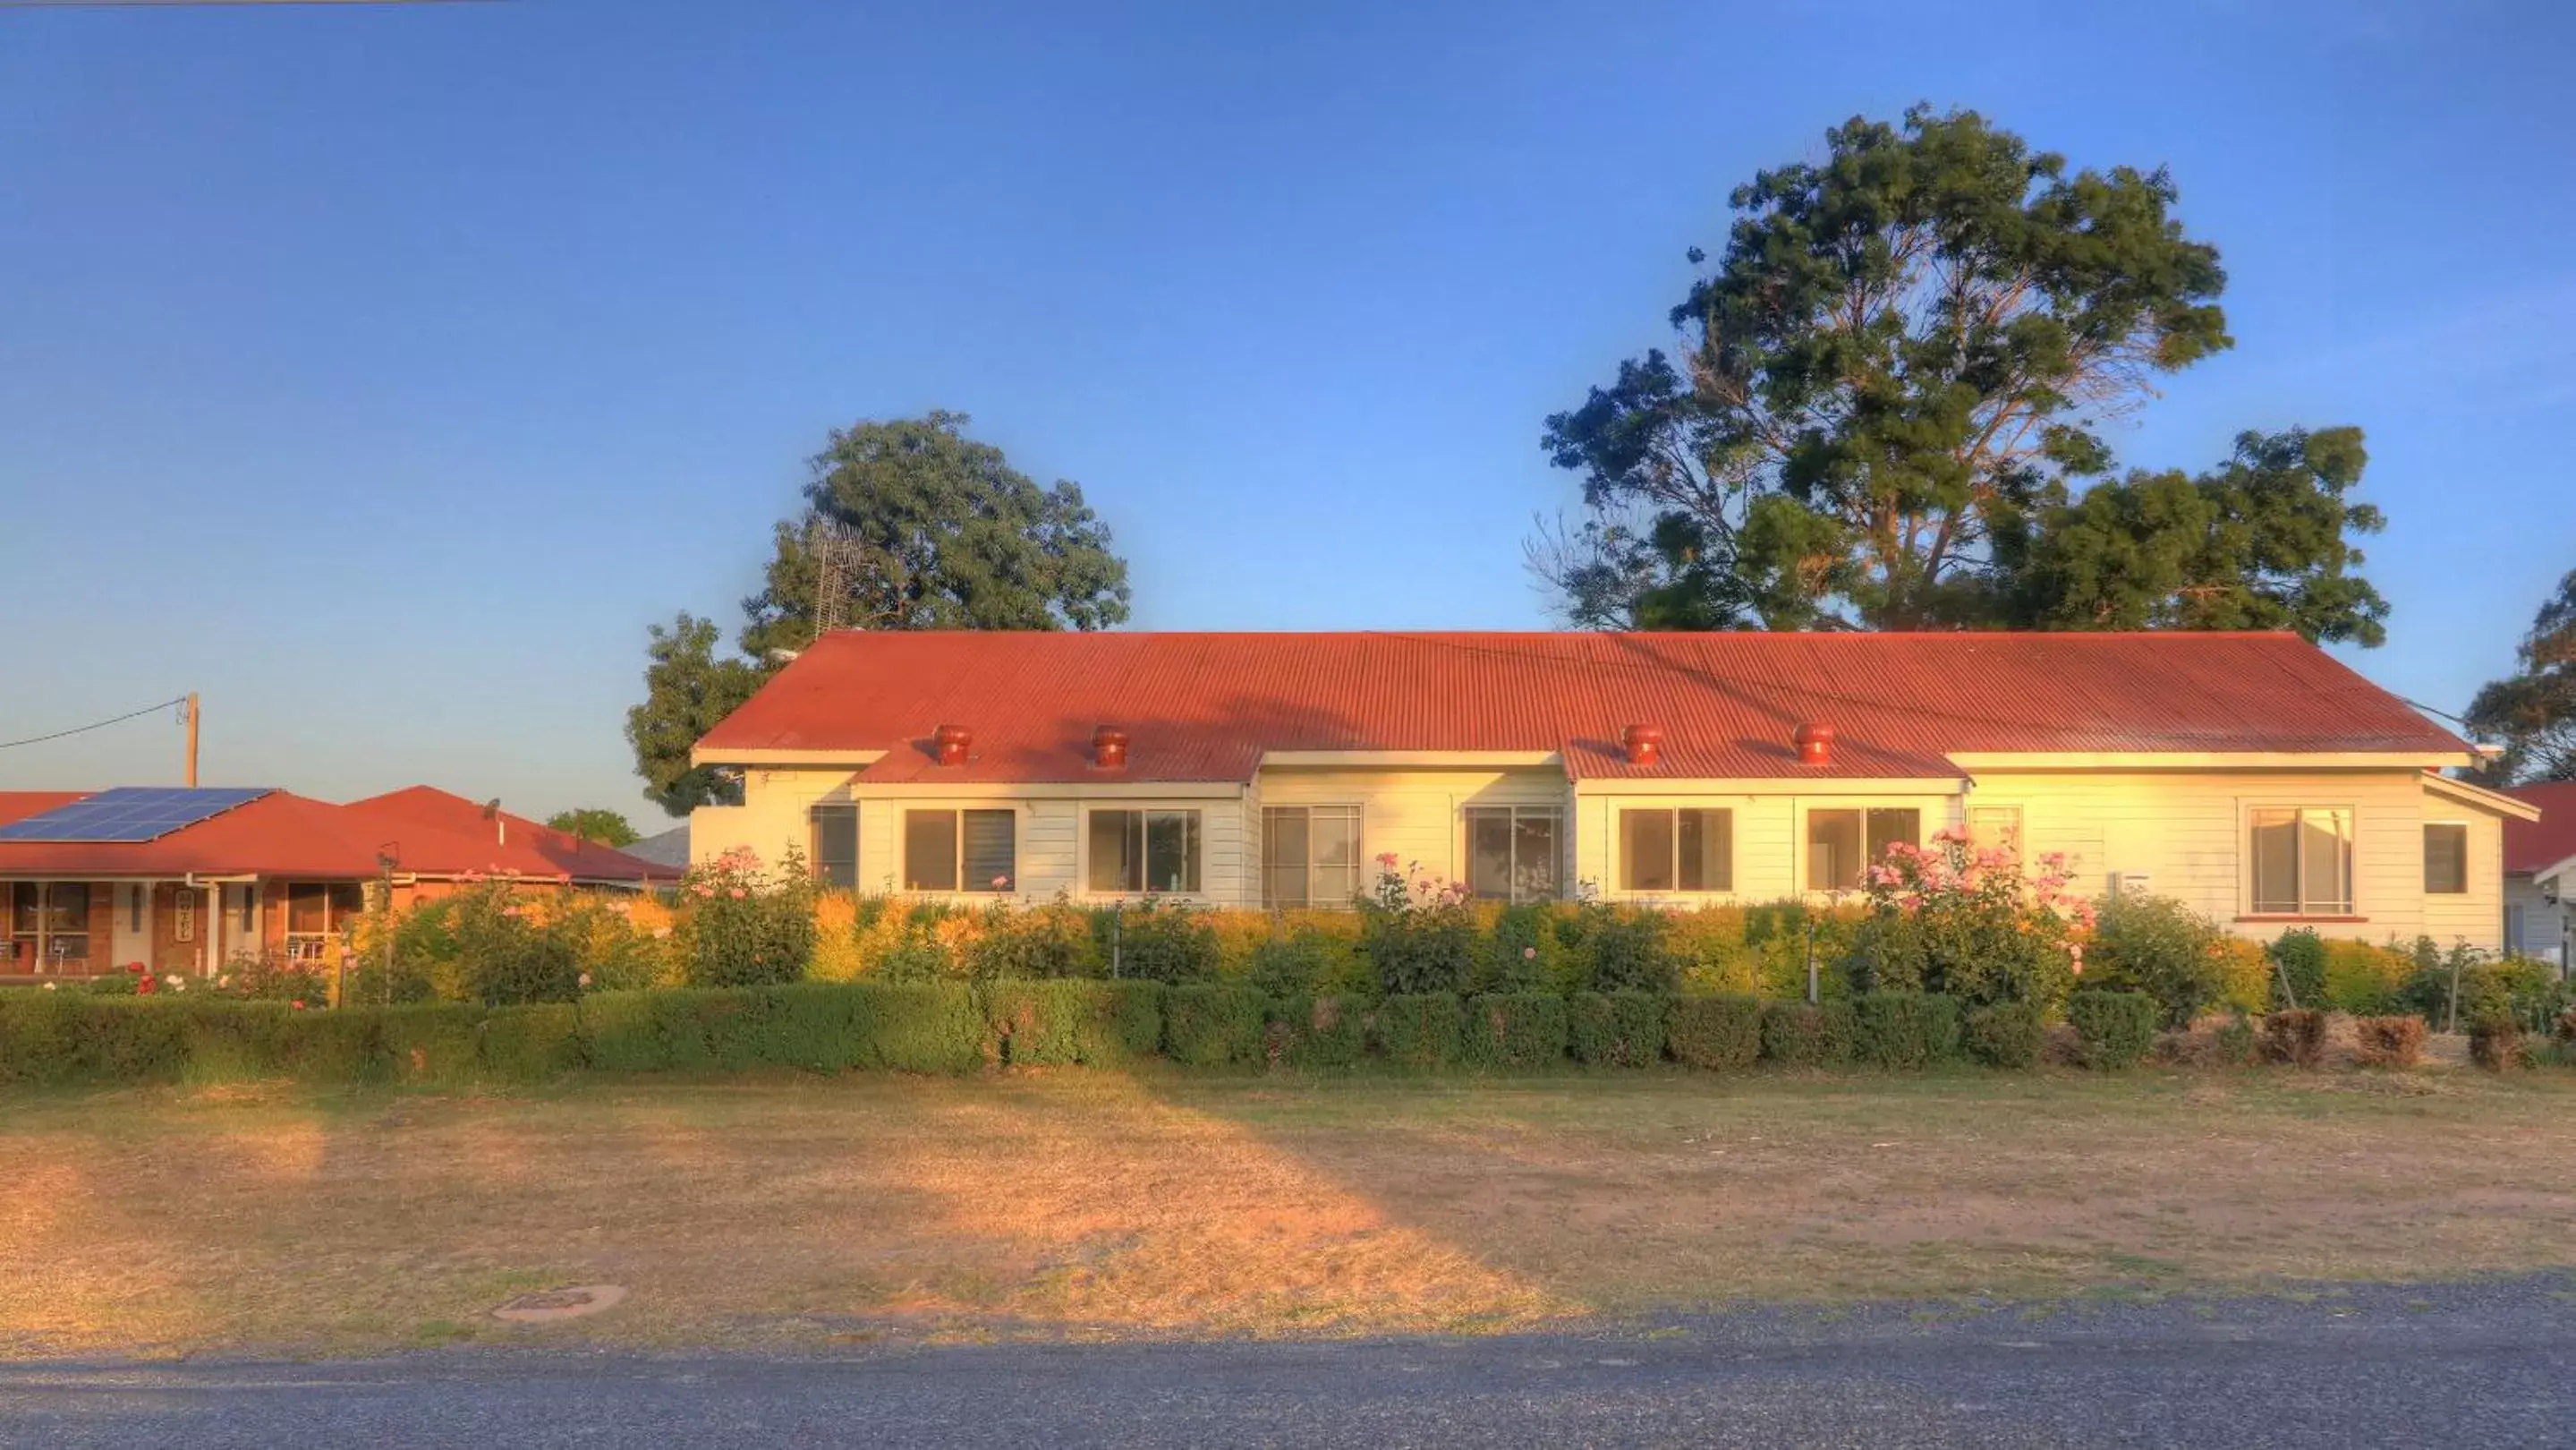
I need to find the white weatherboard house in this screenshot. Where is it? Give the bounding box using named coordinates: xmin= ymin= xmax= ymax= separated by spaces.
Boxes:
xmin=685 ymin=630 xmax=2535 ymax=953
xmin=2504 ymin=781 xmax=2575 ymax=972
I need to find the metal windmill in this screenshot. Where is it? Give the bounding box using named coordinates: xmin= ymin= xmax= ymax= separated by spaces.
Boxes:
xmin=805 ymin=509 xmax=869 ymax=640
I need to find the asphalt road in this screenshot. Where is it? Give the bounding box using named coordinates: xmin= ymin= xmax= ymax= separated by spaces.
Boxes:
xmin=4 ymin=1277 xmax=2572 ymax=1448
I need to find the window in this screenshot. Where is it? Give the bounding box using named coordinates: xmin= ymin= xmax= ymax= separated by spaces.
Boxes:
xmin=904 ymin=809 xmax=1016 ymax=892
xmin=2506 ymin=901 xmax=2527 ymax=954
xmin=9 ymin=883 xmax=90 ymax=968
xmin=811 ymin=804 xmax=859 ymax=891
xmin=1089 ymin=809 xmax=1203 ymax=894
xmin=1263 ymin=806 xmax=1361 ymax=907
xmin=2423 ymin=823 xmax=2468 ymax=895
xmin=2249 ymin=807 xmax=2354 ymax=916
xmin=1806 ymin=808 xmax=1920 ymax=891
xmin=1619 ymin=807 xmax=1733 ymax=893
xmin=284 ymin=883 xmax=366 ymax=961
xmin=1464 ymin=806 xmax=1562 ymax=902
xmin=1969 ymin=806 xmax=2024 ymax=866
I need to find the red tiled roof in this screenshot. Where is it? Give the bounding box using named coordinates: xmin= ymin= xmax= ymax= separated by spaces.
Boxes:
xmin=342 ymin=787 xmax=676 ymax=883
xmin=696 ymin=630 xmax=2468 ymax=783
xmin=2503 ymin=782 xmax=2576 ymax=875
xmin=0 ymin=787 xmax=674 ymax=883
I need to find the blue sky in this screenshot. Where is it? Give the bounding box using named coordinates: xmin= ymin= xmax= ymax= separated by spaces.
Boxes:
xmin=4 ymin=0 xmax=2569 ymax=824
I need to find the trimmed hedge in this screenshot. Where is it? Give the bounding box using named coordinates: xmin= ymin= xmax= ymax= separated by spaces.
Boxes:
xmin=2068 ymin=991 xmax=2158 ymax=1070
xmin=382 ymin=1004 xmax=486 ymax=1087
xmin=1961 ymin=1002 xmax=2044 ymax=1070
xmin=1666 ymin=994 xmax=1762 ymax=1071
xmin=1461 ymin=994 xmax=1569 ymax=1070
xmin=1163 ymin=985 xmax=1265 ymax=1066
xmin=1759 ymin=1001 xmax=1857 ymax=1068
xmin=982 ymin=980 xmax=1165 ymax=1067
xmin=1851 ymin=993 xmax=1960 ymax=1070
xmin=1568 ymin=992 xmax=1669 ymax=1068
xmin=481 ymin=1002 xmax=584 ymax=1080
xmin=1374 ymin=993 xmax=1463 ymax=1067
xmin=1270 ymin=995 xmax=1366 ymax=1069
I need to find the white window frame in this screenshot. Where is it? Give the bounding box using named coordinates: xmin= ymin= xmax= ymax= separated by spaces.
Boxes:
xmin=1612 ymin=805 xmax=1736 ymax=897
xmin=2421 ymin=819 xmax=2470 ymax=897
xmin=810 ymin=802 xmax=861 ymax=891
xmin=1262 ymin=804 xmax=1364 ymax=908
xmin=1798 ymin=802 xmax=1928 ymax=895
xmin=899 ymin=806 xmax=1019 ymax=895
xmin=2241 ymin=803 xmax=2358 ymax=919
xmin=1461 ymin=805 xmax=1565 ymax=904
xmin=284 ymin=882 xmax=367 ymax=962
xmin=1083 ymin=806 xmax=1208 ymax=899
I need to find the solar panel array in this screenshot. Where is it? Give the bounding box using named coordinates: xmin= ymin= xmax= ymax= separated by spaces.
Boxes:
xmin=0 ymin=787 xmax=276 ymax=843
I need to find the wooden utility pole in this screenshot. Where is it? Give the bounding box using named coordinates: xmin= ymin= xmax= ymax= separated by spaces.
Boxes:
xmin=183 ymin=693 xmax=200 ymax=788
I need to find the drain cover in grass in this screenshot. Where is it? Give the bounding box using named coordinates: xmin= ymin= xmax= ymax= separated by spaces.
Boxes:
xmin=492 ymin=1284 xmax=629 ymax=1324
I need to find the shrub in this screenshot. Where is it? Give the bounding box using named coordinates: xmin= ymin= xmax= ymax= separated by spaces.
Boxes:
xmin=850 ymin=983 xmax=987 ymax=1071
xmin=2066 ymin=991 xmax=2157 ymax=1070
xmin=684 ymin=848 xmax=816 ymax=988
xmin=180 ymin=1001 xmax=295 ymax=1082
xmin=2210 ymin=937 xmax=2271 ymax=1015
xmin=2086 ymin=894 xmax=2227 ymax=1029
xmin=876 ymin=938 xmax=954 ymax=982
xmin=1102 ymin=901 xmax=1221 ymax=985
xmin=964 ymin=902 xmax=1104 ymax=980
xmin=1461 ymin=994 xmax=1569 ymax=1070
xmin=1562 ymin=992 xmax=1667 ymax=1068
xmin=982 ymin=979 xmax=1164 ymax=1066
xmin=1270 ymin=994 xmax=1367 ymax=1070
xmin=2212 ymin=1010 xmax=2261 ymax=1068
xmin=1843 ymin=830 xmax=2087 ymax=1011
xmin=1760 ymin=1001 xmax=1857 ymax=1068
xmin=1373 ymin=992 xmax=1463 ymax=1067
xmin=1162 ymin=985 xmax=1264 ymax=1066
xmin=2262 ymin=1008 xmax=2327 ymax=1069
xmin=1360 ymin=862 xmax=1479 ymax=996
xmin=2317 ymin=939 xmax=2411 ymax=1017
xmin=578 ymin=990 xmax=672 ymax=1071
xmin=1851 ymin=992 xmax=1962 ymax=1070
xmin=1572 ymin=908 xmax=1681 ymax=995
xmin=211 ymin=950 xmax=334 ymax=1005
xmin=1665 ymin=994 xmax=1761 ymax=1071
xmin=381 ymin=1004 xmax=487 ymax=1085
xmin=1247 ymin=930 xmax=1333 ymax=1000
xmin=481 ymin=1003 xmax=584 ymax=1079
xmin=1961 ymin=1001 xmax=2044 ymax=1070
xmin=1475 ymin=902 xmax=1565 ymax=994
xmin=2470 ymin=1014 xmax=2522 ymax=1072
xmin=2266 ymin=930 xmax=2327 ymax=1011
xmin=282 ymin=1007 xmax=389 ymax=1082
xmin=2352 ymin=1014 xmax=2427 ymax=1070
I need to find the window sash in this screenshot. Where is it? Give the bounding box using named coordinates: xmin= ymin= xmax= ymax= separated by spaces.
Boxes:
xmin=811 ymin=805 xmax=859 ymax=891
xmin=1806 ymin=807 xmax=1919 ymax=891
xmin=1264 ymin=806 xmax=1360 ymax=907
xmin=903 ymin=811 xmax=959 ymax=892
xmin=1089 ymin=809 xmax=1203 ymax=895
xmin=2250 ymin=807 xmax=2353 ymax=915
xmin=902 ymin=809 xmax=1016 ymax=893
xmin=963 ymin=810 xmax=1016 ymax=892
xmin=1464 ymin=806 xmax=1562 ymax=904
xmin=2423 ymin=823 xmax=2468 ymax=895
xmin=1619 ymin=808 xmax=1735 ymax=894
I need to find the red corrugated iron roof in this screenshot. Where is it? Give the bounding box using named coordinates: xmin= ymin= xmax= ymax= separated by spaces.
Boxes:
xmin=0 ymin=787 xmax=674 ymax=883
xmin=695 ymin=630 xmax=2468 ymax=783
xmin=342 ymin=787 xmax=676 ymax=883
xmin=2503 ymin=781 xmax=2576 ymax=876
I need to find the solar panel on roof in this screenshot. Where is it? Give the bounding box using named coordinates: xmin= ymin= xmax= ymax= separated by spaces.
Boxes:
xmin=0 ymin=787 xmax=275 ymax=843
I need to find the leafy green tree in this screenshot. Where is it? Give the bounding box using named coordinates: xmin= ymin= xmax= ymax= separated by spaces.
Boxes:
xmin=2466 ymin=570 xmax=2576 ymax=783
xmin=628 ymin=414 xmax=1132 ymax=814
xmin=1536 ymin=107 xmax=2385 ymax=643
xmin=543 ymin=807 xmax=642 ymax=847
xmin=2000 ymin=427 xmax=2387 ymax=643
xmin=625 ymin=613 xmax=770 ymax=815
xmin=739 ymin=410 xmax=1130 ymax=660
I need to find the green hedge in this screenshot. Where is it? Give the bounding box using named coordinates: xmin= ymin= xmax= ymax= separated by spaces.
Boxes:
xmin=1270 ymin=995 xmax=1366 ymax=1069
xmin=1851 ymin=993 xmax=1961 ymax=1070
xmin=1373 ymin=993 xmax=1463 ymax=1067
xmin=1461 ymin=994 xmax=1568 ymax=1070
xmin=1960 ymin=1002 xmax=2043 ymax=1070
xmin=1568 ymin=992 xmax=1667 ymax=1068
xmin=1666 ymin=994 xmax=1762 ymax=1071
xmin=2069 ymin=990 xmax=2159 ymax=1070
xmin=481 ymin=1003 xmax=584 ymax=1080
xmin=1759 ymin=1001 xmax=1857 ymax=1067
xmin=982 ymin=980 xmax=1164 ymax=1066
xmin=1162 ymin=985 xmax=1265 ymax=1066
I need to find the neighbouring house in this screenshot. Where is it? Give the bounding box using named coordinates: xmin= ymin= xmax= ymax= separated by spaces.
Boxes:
xmin=0 ymin=785 xmax=675 ymax=983
xmin=2502 ymin=780 xmax=2576 ymax=974
xmin=684 ymin=630 xmax=2536 ymax=952
xmin=625 ymin=823 xmax=691 ymax=874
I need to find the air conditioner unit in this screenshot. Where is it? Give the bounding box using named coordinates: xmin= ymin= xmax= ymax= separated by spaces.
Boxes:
xmin=2109 ymin=871 xmax=2152 ymax=897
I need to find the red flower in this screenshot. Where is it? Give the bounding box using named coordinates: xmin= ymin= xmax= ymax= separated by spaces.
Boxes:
xmin=291 ymin=999 xmax=308 ymax=1011
xmin=127 ymin=961 xmax=146 ymax=975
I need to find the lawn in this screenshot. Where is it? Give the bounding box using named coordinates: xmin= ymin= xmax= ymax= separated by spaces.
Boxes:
xmin=5 ymin=1067 xmax=2575 ymax=1358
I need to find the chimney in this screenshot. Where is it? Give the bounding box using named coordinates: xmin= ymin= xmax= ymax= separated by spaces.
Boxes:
xmin=933 ymin=724 xmax=973 ymax=766
xmin=1794 ymin=721 xmax=1835 ymax=767
xmin=1092 ymin=725 xmax=1129 ymax=770
xmin=1620 ymin=724 xmax=1664 ymax=766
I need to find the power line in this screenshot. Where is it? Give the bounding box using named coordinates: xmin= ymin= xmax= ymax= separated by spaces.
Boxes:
xmin=0 ymin=696 xmax=188 ymax=752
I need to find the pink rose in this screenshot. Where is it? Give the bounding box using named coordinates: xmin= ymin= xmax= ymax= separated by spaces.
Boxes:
xmin=1523 ymin=946 xmax=1537 ymax=960
xmin=728 ymin=887 xmax=747 ymax=900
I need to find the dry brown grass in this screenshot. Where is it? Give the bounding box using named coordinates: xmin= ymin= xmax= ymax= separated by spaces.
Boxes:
xmin=5 ymin=1067 xmax=2575 ymax=1358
